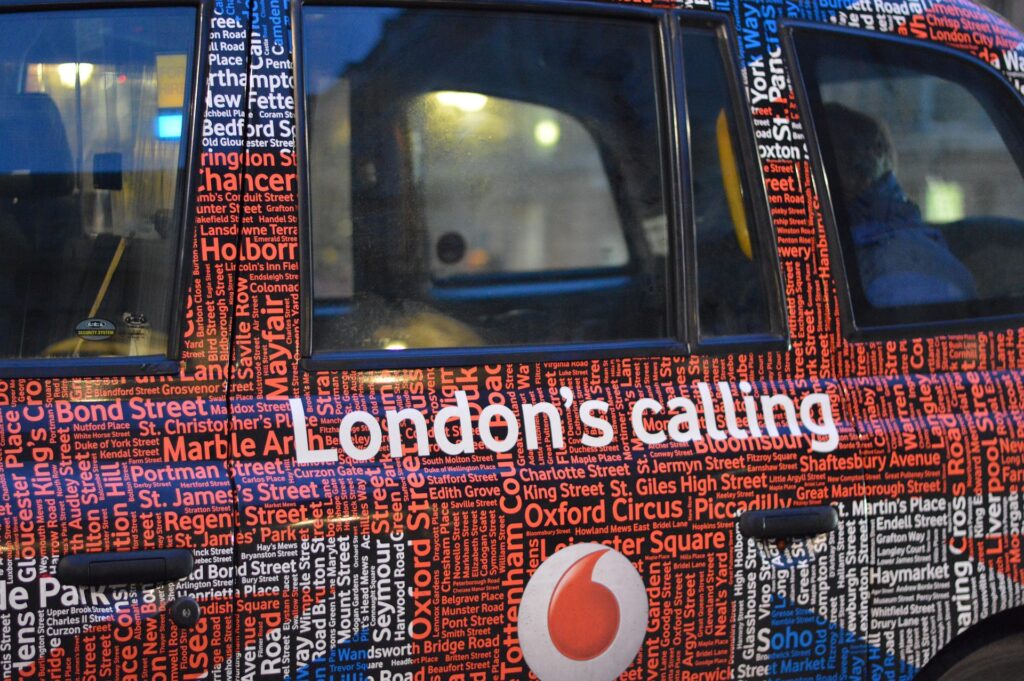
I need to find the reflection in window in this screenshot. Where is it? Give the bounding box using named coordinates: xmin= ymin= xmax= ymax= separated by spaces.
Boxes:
xmin=0 ymin=8 xmax=195 ymax=359
xmin=409 ymin=93 xmax=627 ymax=280
xmin=304 ymin=7 xmax=667 ymax=353
xmin=795 ymin=31 xmax=1024 ymax=328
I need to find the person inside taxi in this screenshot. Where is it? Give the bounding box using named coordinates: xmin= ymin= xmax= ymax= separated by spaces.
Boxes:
xmin=823 ymin=103 xmax=977 ymax=308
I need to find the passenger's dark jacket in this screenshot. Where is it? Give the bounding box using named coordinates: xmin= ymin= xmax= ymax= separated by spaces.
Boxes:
xmin=849 ymin=172 xmax=976 ymax=307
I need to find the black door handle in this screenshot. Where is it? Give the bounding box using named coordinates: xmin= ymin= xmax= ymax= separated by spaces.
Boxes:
xmin=739 ymin=505 xmax=839 ymax=539
xmin=57 ymin=549 xmax=194 ymax=586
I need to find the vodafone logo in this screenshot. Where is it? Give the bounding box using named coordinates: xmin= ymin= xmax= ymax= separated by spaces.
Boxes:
xmin=519 ymin=543 xmax=648 ymax=681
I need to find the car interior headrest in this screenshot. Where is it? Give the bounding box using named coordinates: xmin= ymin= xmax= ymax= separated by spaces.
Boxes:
xmin=0 ymin=93 xmax=74 ymax=198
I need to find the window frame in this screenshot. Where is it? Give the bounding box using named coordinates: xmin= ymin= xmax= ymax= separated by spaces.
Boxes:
xmin=675 ymin=13 xmax=788 ymax=353
xmin=0 ymin=0 xmax=211 ymax=378
xmin=294 ymin=0 xmax=787 ymax=371
xmin=783 ymin=20 xmax=1024 ymax=342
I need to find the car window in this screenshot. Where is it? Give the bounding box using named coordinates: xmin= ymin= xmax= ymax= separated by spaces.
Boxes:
xmin=681 ymin=25 xmax=776 ymax=339
xmin=303 ymin=6 xmax=667 ymax=353
xmin=794 ymin=29 xmax=1024 ymax=330
xmin=0 ymin=7 xmax=196 ymax=360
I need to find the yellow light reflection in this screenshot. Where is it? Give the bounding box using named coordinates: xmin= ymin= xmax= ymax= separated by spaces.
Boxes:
xmin=57 ymin=62 xmax=94 ymax=88
xmin=434 ymin=91 xmax=488 ymax=113
xmin=534 ymin=119 xmax=561 ymax=147
xmin=924 ymin=177 xmax=965 ymax=223
xmin=291 ymin=515 xmax=363 ymax=528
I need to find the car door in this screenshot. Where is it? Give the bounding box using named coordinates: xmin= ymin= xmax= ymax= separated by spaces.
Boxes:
xmin=0 ymin=0 xmax=248 ymax=678
xmin=226 ymin=3 xmax=872 ymax=680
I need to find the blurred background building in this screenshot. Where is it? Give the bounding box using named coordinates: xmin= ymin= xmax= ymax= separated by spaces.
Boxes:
xmin=979 ymin=1 xmax=1024 ymax=30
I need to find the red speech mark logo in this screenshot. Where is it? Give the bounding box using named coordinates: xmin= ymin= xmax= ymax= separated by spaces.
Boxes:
xmin=520 ymin=543 xmax=648 ymax=681
xmin=548 ymin=550 xmax=620 ymax=660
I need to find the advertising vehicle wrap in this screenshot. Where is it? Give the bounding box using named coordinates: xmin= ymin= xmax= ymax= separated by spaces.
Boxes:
xmin=1 ymin=0 xmax=1023 ymax=680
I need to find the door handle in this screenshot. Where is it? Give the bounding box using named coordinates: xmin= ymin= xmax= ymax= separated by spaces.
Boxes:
xmin=739 ymin=505 xmax=839 ymax=540
xmin=57 ymin=549 xmax=194 ymax=586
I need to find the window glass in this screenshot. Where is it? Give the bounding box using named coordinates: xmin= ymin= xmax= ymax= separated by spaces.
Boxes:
xmin=304 ymin=7 xmax=667 ymax=353
xmin=0 ymin=7 xmax=195 ymax=359
xmin=681 ymin=26 xmax=775 ymax=339
xmin=794 ymin=30 xmax=1024 ymax=328
xmin=409 ymin=93 xmax=628 ymax=280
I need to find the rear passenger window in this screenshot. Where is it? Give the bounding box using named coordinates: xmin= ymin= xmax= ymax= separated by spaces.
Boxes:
xmin=303 ymin=7 xmax=667 ymax=353
xmin=0 ymin=7 xmax=196 ymax=361
xmin=793 ymin=29 xmax=1024 ymax=331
